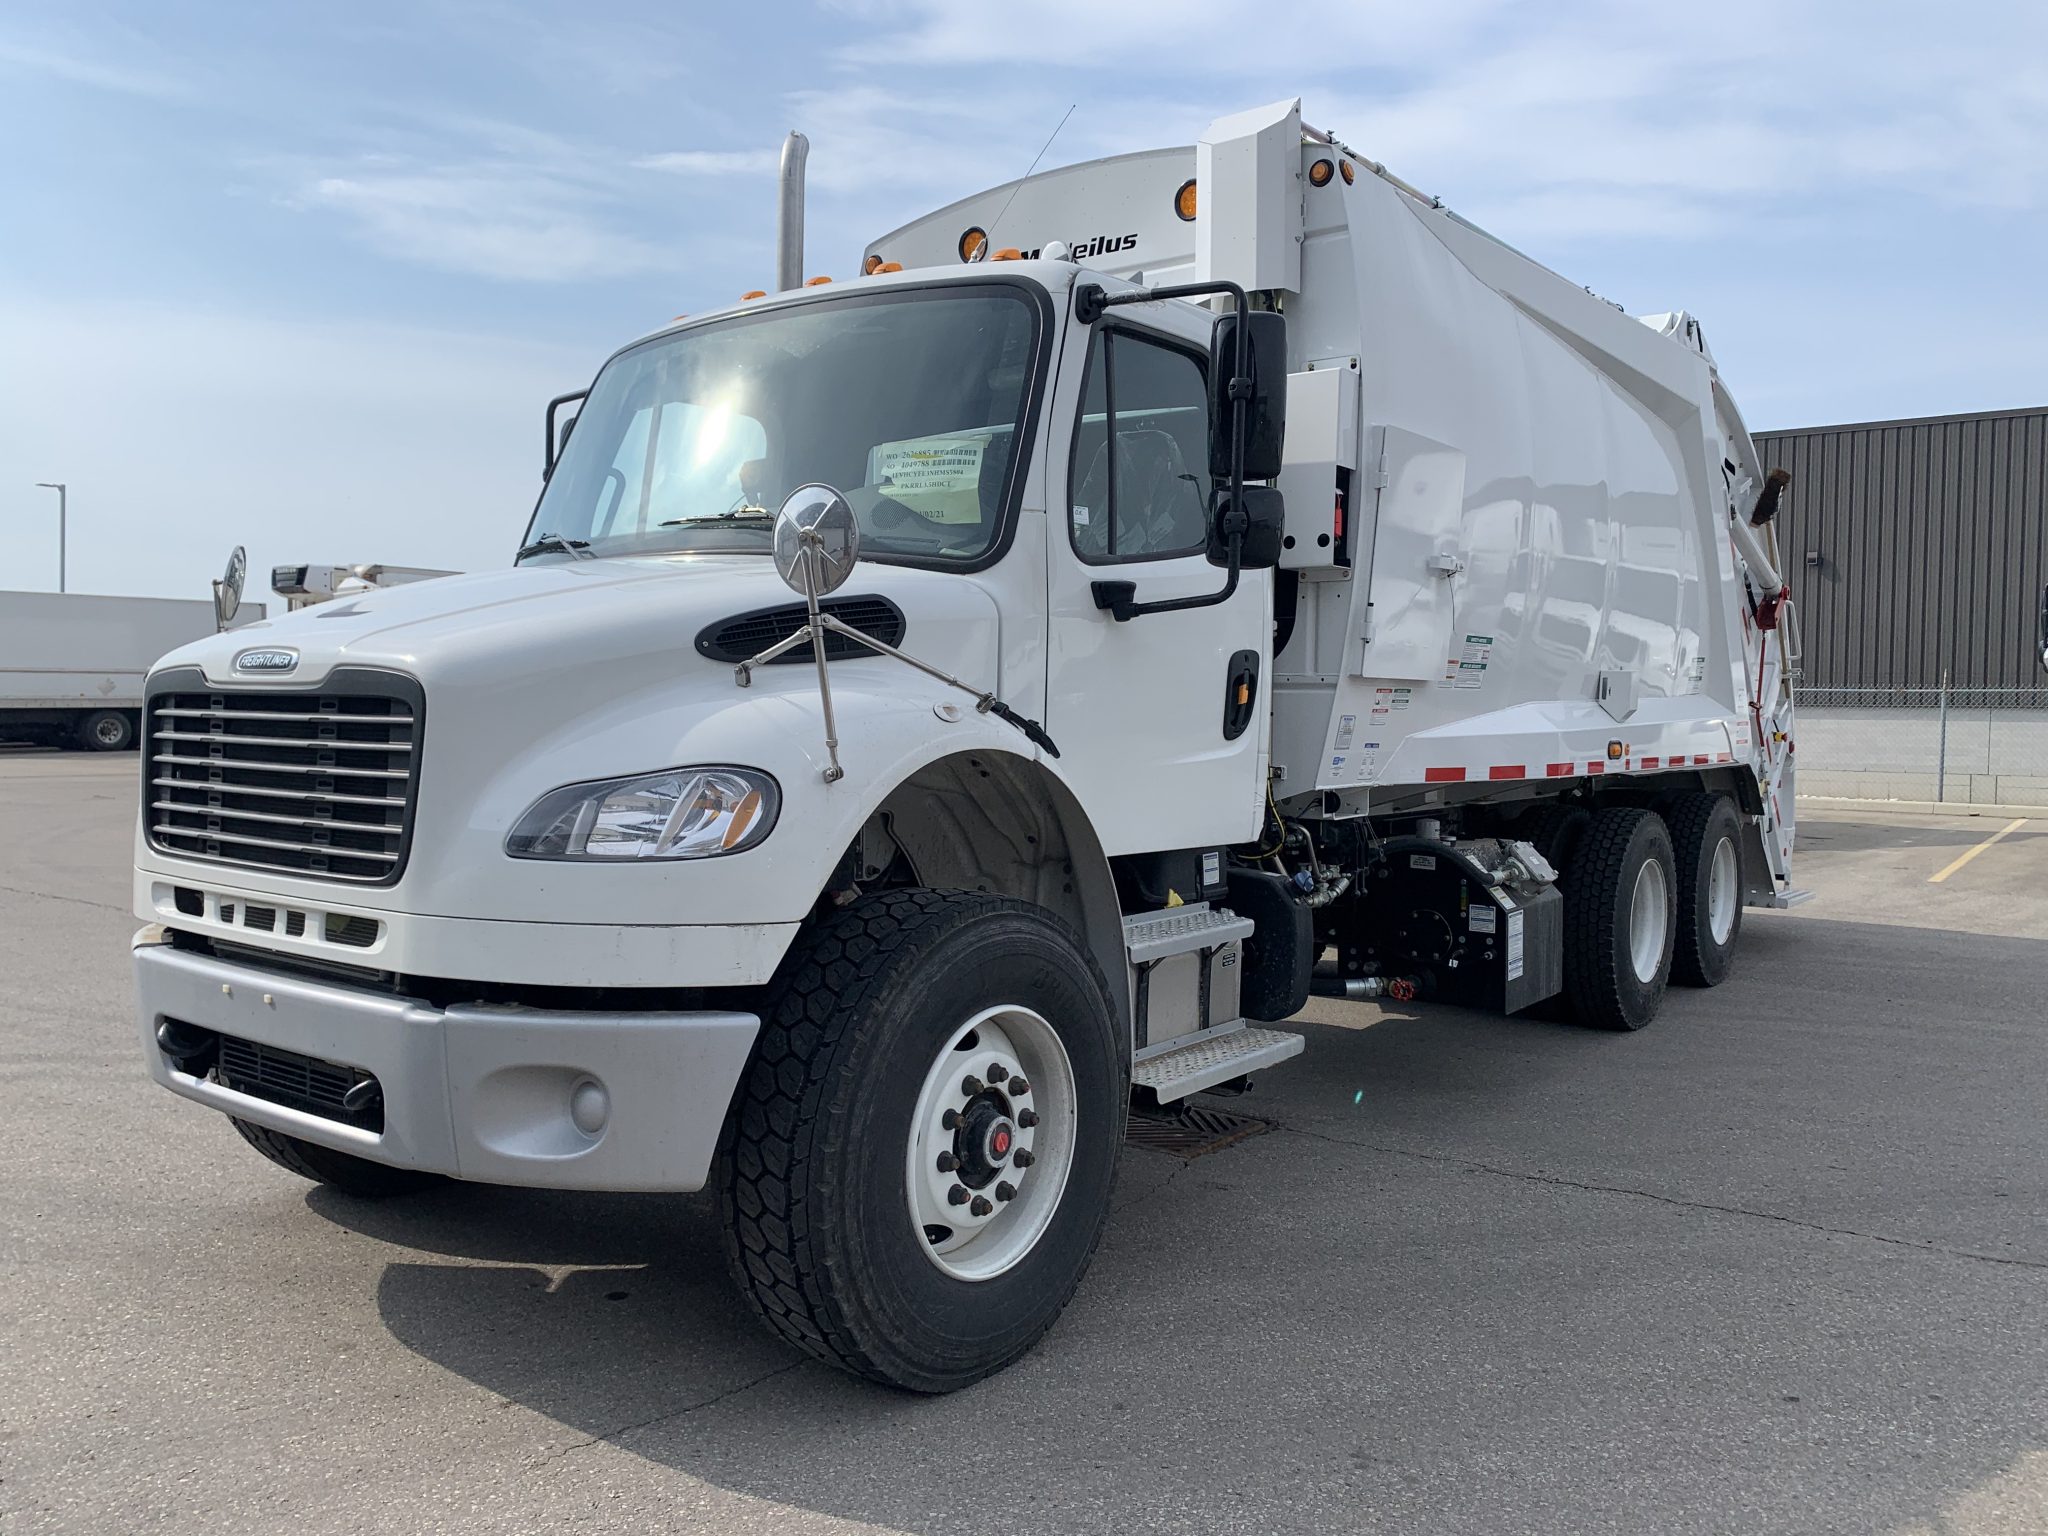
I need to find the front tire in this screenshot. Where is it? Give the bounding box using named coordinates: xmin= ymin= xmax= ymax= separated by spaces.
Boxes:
xmin=230 ymin=1117 xmax=442 ymax=1197
xmin=1559 ymin=807 xmax=1676 ymax=1031
xmin=1666 ymin=793 xmax=1744 ymax=986
xmin=720 ymin=889 xmax=1125 ymax=1393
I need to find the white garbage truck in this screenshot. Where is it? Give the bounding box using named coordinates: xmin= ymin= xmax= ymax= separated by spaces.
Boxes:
xmin=132 ymin=99 xmax=1804 ymax=1392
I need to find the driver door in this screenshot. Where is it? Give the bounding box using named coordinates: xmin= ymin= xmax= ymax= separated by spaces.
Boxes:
xmin=1044 ymin=303 xmax=1271 ymax=856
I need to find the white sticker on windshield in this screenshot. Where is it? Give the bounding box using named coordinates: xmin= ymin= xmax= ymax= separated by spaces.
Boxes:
xmin=870 ymin=436 xmax=985 ymax=496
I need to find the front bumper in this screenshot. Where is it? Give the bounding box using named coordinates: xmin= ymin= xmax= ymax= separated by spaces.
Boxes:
xmin=134 ymin=934 xmax=759 ymax=1192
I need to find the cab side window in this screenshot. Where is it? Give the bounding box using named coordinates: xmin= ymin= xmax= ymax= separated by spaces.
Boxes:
xmin=1069 ymin=329 xmax=1213 ymax=562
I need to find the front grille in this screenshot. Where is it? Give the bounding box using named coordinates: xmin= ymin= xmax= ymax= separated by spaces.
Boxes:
xmin=694 ymin=595 xmax=905 ymax=665
xmin=213 ymin=1030 xmax=383 ymax=1132
xmin=144 ymin=667 xmax=423 ymax=885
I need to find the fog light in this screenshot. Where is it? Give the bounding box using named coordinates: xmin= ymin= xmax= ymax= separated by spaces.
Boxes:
xmin=570 ymin=1078 xmax=611 ymax=1137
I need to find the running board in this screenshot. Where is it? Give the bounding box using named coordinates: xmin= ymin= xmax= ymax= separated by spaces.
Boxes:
xmin=1754 ymin=887 xmax=1815 ymax=910
xmin=1130 ymin=1025 xmax=1304 ymax=1104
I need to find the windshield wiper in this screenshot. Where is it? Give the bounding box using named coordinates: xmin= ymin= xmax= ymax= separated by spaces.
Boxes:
xmin=514 ymin=533 xmax=594 ymax=563
xmin=660 ymin=509 xmax=775 ymax=528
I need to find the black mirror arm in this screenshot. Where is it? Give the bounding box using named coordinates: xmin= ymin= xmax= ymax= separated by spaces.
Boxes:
xmin=1075 ymin=280 xmax=1254 ymax=623
xmin=544 ymin=389 xmax=588 ymax=480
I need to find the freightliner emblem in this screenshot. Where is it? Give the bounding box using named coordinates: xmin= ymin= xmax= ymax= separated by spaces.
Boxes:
xmin=233 ymin=647 xmax=299 ymax=673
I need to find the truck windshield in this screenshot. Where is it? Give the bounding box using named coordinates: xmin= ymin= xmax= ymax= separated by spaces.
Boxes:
xmin=527 ymin=285 xmax=1042 ymax=567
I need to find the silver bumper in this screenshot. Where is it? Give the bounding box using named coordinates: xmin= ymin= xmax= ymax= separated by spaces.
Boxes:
xmin=133 ymin=935 xmax=759 ymax=1192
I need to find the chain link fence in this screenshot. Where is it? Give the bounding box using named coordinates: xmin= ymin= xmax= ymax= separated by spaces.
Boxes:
xmin=1795 ymin=684 xmax=2048 ymax=807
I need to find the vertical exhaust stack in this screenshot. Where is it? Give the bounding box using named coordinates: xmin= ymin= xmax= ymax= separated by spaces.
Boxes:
xmin=776 ymin=131 xmax=809 ymax=292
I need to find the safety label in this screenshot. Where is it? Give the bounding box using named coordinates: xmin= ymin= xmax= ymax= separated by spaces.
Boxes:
xmin=1334 ymin=713 xmax=1357 ymax=751
xmin=1505 ymin=910 xmax=1525 ymax=980
xmin=1441 ymin=633 xmax=1493 ymax=689
xmin=1469 ymin=904 xmax=1497 ymax=935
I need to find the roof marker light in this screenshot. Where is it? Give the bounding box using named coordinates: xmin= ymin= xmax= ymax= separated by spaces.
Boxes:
xmin=991 ymin=247 xmax=1022 ymax=261
xmin=805 ymin=275 xmax=832 ymax=286
xmin=741 ymin=289 xmax=766 ymax=301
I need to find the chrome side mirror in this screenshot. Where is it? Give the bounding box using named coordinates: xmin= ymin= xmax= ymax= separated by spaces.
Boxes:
xmin=213 ymin=544 xmax=247 ymax=632
xmin=736 ymin=481 xmax=1059 ymax=780
xmin=772 ymin=483 xmax=860 ymax=598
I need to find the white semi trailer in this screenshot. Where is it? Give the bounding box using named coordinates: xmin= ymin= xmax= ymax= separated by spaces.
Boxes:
xmin=132 ymin=100 xmax=1804 ymax=1392
xmin=1 ymin=590 xmax=265 ymax=751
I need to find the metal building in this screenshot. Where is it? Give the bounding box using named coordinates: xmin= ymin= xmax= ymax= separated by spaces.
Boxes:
xmin=1755 ymin=405 xmax=2047 ymax=693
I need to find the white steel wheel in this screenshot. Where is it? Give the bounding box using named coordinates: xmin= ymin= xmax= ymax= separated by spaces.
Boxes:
xmin=1707 ymin=835 xmax=1740 ymax=946
xmin=1628 ymin=856 xmax=1671 ymax=985
xmin=907 ymin=1005 xmax=1077 ymax=1281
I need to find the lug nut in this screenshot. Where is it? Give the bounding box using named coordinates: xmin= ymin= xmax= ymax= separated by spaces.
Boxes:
xmin=1013 ymin=1148 xmax=1035 ymax=1168
xmin=941 ymin=1108 xmax=960 ymax=1130
xmin=969 ymin=1196 xmax=993 ymax=1217
xmin=962 ymin=1075 xmax=984 ymax=1096
xmin=1017 ymin=1108 xmax=1039 ymax=1128
xmin=936 ymin=1151 xmax=958 ymax=1173
xmin=947 ymin=1185 xmax=969 ymax=1206
xmin=986 ymin=1063 xmax=1010 ymax=1083
xmin=995 ymin=1181 xmax=1017 ymax=1202
xmin=1008 ymin=1077 xmax=1030 ymax=1097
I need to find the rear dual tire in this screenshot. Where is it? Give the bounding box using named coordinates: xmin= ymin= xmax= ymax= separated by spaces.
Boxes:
xmin=1559 ymin=807 xmax=1677 ymax=1031
xmin=1665 ymin=792 xmax=1744 ymax=987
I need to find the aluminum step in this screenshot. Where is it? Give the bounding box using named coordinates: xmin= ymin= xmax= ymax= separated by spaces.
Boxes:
xmin=1130 ymin=1024 xmax=1304 ymax=1103
xmin=1123 ymin=904 xmax=1254 ymax=964
xmin=1758 ymin=887 xmax=1816 ymax=909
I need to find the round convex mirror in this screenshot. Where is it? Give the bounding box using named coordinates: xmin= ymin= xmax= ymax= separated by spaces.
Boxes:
xmin=214 ymin=544 xmax=247 ymax=629
xmin=773 ymin=484 xmax=860 ymax=597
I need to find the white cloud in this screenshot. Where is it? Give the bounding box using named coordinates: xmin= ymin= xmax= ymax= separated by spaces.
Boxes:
xmin=635 ymin=148 xmax=782 ymax=176
xmin=0 ymin=35 xmax=186 ymax=98
xmin=297 ymin=167 xmax=668 ymax=282
xmin=822 ymin=0 xmax=2048 ymax=244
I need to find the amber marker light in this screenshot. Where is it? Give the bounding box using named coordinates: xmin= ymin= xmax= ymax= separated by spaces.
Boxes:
xmin=1339 ymin=159 xmax=1356 ymax=184
xmin=1309 ymin=158 xmax=1335 ymax=187
xmin=959 ymin=226 xmax=988 ymax=262
xmin=1173 ymin=179 xmax=1198 ymax=221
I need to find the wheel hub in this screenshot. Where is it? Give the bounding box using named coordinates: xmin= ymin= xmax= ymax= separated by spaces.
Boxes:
xmin=906 ymin=1006 xmax=1076 ymax=1282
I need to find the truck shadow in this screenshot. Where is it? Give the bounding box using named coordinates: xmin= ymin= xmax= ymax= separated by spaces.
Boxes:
xmin=311 ymin=911 xmax=2048 ymax=1534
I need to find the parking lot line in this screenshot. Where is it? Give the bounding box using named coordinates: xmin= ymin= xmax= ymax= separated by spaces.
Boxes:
xmin=1927 ymin=817 xmax=2029 ymax=884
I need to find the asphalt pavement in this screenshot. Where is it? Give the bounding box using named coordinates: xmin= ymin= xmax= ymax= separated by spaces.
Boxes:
xmin=3 ymin=751 xmax=2045 ymax=1534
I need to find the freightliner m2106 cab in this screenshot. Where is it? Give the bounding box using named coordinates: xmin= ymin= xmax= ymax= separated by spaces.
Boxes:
xmin=133 ymin=100 xmax=1805 ymax=1392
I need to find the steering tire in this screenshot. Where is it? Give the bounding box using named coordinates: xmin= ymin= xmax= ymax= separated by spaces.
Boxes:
xmin=720 ymin=889 xmax=1125 ymax=1393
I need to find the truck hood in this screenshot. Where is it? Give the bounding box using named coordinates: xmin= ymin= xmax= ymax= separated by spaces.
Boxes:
xmin=137 ymin=553 xmax=1013 ymax=930
xmin=153 ymin=554 xmax=998 ymax=695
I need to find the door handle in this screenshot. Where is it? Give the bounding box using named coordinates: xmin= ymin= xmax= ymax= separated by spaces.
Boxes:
xmin=1223 ymin=649 xmax=1260 ymax=740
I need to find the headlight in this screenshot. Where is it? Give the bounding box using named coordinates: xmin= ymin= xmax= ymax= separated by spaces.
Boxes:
xmin=506 ymin=766 xmax=780 ymax=861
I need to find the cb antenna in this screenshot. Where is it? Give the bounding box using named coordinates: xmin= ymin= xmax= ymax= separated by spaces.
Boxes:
xmin=985 ymin=103 xmax=1076 ymax=250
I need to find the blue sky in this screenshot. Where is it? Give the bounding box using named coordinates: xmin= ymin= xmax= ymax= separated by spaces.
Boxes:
xmin=2 ymin=0 xmax=2043 ymax=599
